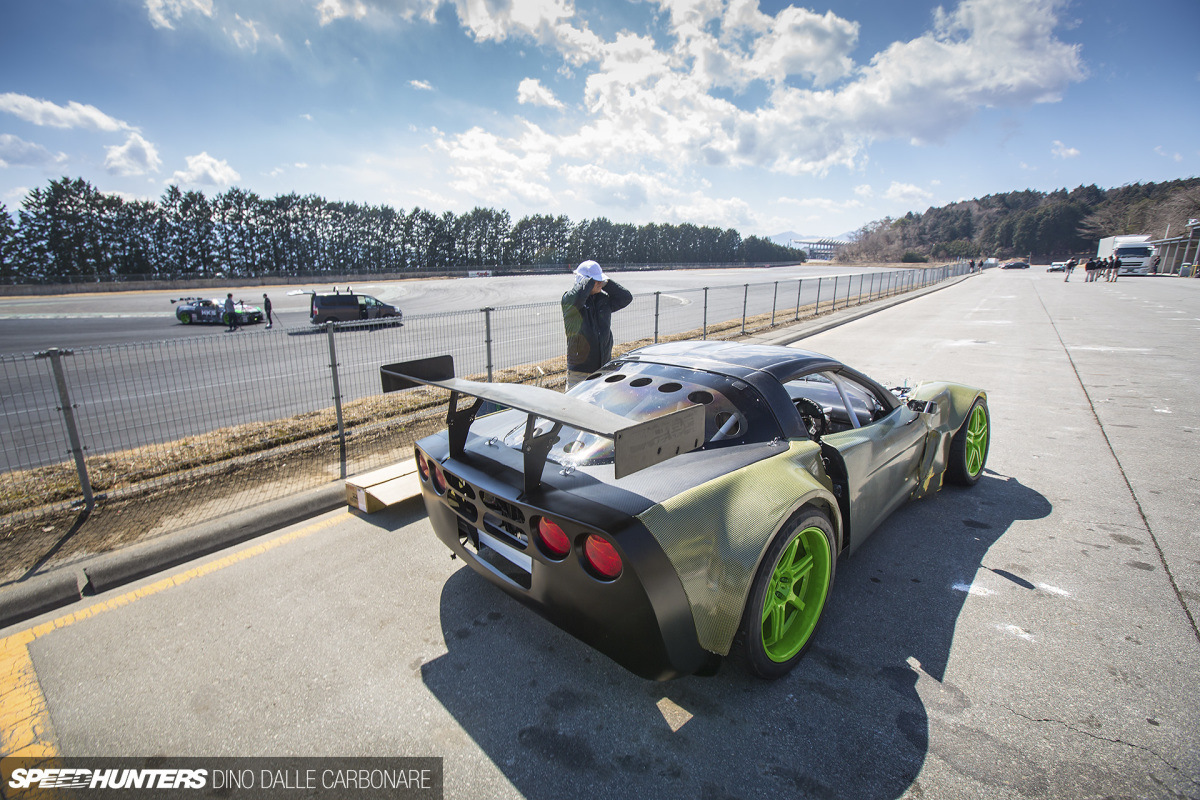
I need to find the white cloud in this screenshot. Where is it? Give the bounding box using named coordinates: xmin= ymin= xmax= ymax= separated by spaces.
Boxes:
xmin=883 ymin=181 xmax=933 ymax=205
xmin=0 ymin=134 xmax=68 ymax=169
xmin=0 ymin=93 xmax=131 ymax=132
xmin=105 ymin=132 xmax=162 ymax=176
xmin=427 ymin=0 xmax=1087 ymax=229
xmin=517 ymin=78 xmax=564 ymax=109
xmin=1051 ymin=139 xmax=1079 ymax=159
xmin=854 ymin=184 xmax=874 ymax=197
xmin=410 ymin=80 xmax=434 ymax=91
xmin=317 ymin=0 xmax=368 ymax=25
xmin=170 ymin=152 xmax=241 ymax=186
xmin=451 ymin=0 xmax=573 ymax=42
xmin=435 ymin=125 xmax=555 ymax=206
xmin=559 ymin=163 xmax=655 ymax=209
xmin=145 ymin=0 xmax=214 ymax=30
xmin=1154 ymin=145 xmax=1182 ymax=163
xmin=226 ymin=14 xmax=281 ymax=51
xmin=778 ymin=195 xmax=863 ymax=213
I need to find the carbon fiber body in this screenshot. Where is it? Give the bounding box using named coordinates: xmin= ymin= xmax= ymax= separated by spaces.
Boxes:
xmin=396 ymin=342 xmax=985 ymax=679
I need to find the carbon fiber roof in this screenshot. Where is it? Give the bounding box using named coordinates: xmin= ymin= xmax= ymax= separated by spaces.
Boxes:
xmin=621 ymin=341 xmax=844 ymax=382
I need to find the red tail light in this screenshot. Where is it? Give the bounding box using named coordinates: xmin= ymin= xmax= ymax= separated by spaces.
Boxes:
xmin=416 ymin=453 xmax=430 ymax=482
xmin=584 ymin=535 xmax=622 ymax=580
xmin=431 ymin=462 xmax=447 ymax=494
xmin=535 ymin=517 xmax=571 ymax=558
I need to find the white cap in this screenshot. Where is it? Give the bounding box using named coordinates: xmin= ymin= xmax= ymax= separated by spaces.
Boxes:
xmin=574 ymin=260 xmax=607 ymax=282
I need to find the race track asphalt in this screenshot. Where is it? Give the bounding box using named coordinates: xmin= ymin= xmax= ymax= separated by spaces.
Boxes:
xmin=1 ymin=267 xmax=1197 ymax=799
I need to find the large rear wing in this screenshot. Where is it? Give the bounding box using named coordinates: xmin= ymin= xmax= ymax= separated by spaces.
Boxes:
xmin=380 ymin=355 xmax=704 ymax=494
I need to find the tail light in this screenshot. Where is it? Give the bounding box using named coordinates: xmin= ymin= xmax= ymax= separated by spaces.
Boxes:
xmin=583 ymin=534 xmax=622 ymax=580
xmin=431 ymin=461 xmax=447 ymax=494
xmin=416 ymin=452 xmax=430 ymax=482
xmin=535 ymin=517 xmax=571 ymax=559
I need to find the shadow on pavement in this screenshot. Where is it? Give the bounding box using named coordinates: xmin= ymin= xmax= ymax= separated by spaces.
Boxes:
xmin=420 ymin=472 xmax=1051 ymax=799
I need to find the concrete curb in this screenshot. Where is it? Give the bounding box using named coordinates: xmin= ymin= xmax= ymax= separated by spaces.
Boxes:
xmin=0 ymin=270 xmax=975 ymax=631
xmin=0 ymin=482 xmax=345 ymax=628
xmin=0 ymin=570 xmax=83 ymax=629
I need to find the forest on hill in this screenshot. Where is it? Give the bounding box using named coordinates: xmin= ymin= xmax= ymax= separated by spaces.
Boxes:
xmin=839 ymin=178 xmax=1200 ymax=262
xmin=0 ymin=177 xmax=803 ymax=285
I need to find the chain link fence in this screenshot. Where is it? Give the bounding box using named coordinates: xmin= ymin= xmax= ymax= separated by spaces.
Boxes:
xmin=0 ymin=264 xmax=967 ymax=558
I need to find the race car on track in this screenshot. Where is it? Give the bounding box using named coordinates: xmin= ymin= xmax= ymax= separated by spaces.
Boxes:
xmin=382 ymin=342 xmax=989 ymax=680
xmin=171 ymin=296 xmax=264 ymax=325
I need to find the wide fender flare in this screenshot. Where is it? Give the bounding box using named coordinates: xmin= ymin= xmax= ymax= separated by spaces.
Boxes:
xmin=635 ymin=440 xmax=842 ymax=656
xmin=908 ymin=382 xmax=987 ymax=498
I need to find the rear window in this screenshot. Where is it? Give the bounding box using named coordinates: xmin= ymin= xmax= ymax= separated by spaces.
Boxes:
xmin=500 ymin=360 xmax=779 ymax=468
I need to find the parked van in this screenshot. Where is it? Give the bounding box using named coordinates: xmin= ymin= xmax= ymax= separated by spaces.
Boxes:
xmin=305 ymin=288 xmax=403 ymax=325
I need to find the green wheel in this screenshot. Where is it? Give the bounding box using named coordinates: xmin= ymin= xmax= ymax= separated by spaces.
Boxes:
xmin=947 ymin=398 xmax=989 ymax=486
xmin=738 ymin=508 xmax=835 ymax=678
xmin=180 ymin=312 xmax=191 ymax=324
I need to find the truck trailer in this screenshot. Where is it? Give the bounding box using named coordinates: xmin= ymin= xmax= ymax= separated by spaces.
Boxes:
xmin=1096 ymin=235 xmax=1156 ymax=275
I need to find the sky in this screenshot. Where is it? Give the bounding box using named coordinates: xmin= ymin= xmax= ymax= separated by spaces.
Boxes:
xmin=1 ymin=0 xmax=1198 ymax=241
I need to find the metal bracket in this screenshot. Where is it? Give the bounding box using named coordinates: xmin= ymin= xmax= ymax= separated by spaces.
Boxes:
xmin=521 ymin=415 xmax=563 ymax=498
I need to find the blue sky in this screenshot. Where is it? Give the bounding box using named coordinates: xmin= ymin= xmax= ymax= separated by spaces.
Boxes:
xmin=1 ymin=0 xmax=1197 ymax=240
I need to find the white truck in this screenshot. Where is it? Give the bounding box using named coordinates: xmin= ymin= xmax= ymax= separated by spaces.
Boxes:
xmin=1096 ymin=235 xmax=1156 ymax=275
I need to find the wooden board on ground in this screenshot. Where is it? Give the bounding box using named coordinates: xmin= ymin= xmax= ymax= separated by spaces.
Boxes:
xmin=345 ymin=461 xmax=421 ymax=513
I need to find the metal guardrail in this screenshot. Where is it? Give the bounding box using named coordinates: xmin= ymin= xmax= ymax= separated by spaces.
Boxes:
xmin=0 ymin=264 xmax=967 ymax=529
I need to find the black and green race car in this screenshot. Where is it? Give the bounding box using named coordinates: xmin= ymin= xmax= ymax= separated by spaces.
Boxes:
xmin=382 ymin=342 xmax=989 ymax=681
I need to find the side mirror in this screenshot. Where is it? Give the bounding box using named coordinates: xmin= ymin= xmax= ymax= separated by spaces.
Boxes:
xmin=907 ymin=399 xmax=938 ymax=415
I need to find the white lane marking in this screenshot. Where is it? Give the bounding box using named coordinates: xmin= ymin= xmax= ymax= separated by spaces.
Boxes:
xmin=1037 ymin=584 xmax=1071 ymax=597
xmin=952 ymin=582 xmax=995 ymax=596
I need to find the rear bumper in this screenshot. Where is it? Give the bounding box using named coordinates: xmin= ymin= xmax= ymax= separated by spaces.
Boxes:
xmin=417 ymin=444 xmax=714 ymax=680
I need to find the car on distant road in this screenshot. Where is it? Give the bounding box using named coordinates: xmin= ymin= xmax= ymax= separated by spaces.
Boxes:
xmin=383 ymin=342 xmax=990 ymax=681
xmin=1048 ymin=262 xmax=1067 ymax=272
xmin=1001 ymin=261 xmax=1030 ymax=270
xmin=171 ymin=297 xmax=264 ymax=325
xmin=297 ymin=288 xmax=403 ymax=326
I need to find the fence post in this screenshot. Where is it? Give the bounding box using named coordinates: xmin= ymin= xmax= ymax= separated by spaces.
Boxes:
xmin=770 ymin=281 xmax=778 ymax=326
xmin=325 ymin=322 xmax=347 ymax=479
xmin=815 ymin=277 xmax=822 ymax=314
xmin=741 ymin=284 xmax=749 ymax=334
xmin=702 ymin=288 xmax=709 ymax=340
xmin=483 ymin=307 xmax=495 ymax=382
xmin=795 ymin=278 xmax=803 ymax=321
xmin=38 ymin=347 xmax=94 ymax=510
xmin=653 ymin=292 xmax=661 ymax=343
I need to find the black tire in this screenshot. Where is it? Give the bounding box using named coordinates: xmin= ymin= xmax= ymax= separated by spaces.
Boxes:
xmin=180 ymin=312 xmax=191 ymax=324
xmin=735 ymin=508 xmax=836 ymax=679
xmin=946 ymin=397 xmax=990 ymax=486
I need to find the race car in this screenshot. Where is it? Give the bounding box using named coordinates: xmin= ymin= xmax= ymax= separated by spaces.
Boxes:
xmin=381 ymin=342 xmax=989 ymax=681
xmin=171 ymin=296 xmax=264 ymax=325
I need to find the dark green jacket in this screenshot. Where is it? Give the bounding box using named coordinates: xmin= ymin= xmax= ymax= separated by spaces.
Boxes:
xmin=562 ymin=278 xmax=633 ymax=373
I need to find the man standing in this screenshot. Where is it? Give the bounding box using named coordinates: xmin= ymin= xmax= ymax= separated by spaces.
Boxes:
xmin=224 ymin=293 xmax=238 ymax=332
xmin=562 ymin=260 xmax=632 ymax=389
xmin=263 ymin=293 xmax=274 ymax=329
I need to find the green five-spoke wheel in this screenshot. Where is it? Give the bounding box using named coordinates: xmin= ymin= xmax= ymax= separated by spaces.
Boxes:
xmin=739 ymin=509 xmax=835 ymax=678
xmin=948 ymin=397 xmax=990 ymax=486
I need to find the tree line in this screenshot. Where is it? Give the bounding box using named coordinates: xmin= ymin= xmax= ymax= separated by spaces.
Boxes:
xmin=840 ymin=178 xmax=1200 ymax=262
xmin=0 ymin=177 xmax=803 ymax=285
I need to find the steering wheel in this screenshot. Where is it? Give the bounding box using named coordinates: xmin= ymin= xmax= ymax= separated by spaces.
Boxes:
xmin=794 ymin=397 xmax=827 ymax=439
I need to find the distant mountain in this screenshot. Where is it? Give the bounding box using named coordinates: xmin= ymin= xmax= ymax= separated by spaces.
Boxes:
xmin=769 ymin=230 xmax=854 ymax=248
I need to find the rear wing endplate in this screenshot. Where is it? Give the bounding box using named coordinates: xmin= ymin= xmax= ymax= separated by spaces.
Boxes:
xmin=381 ymin=356 xmax=704 ymax=494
